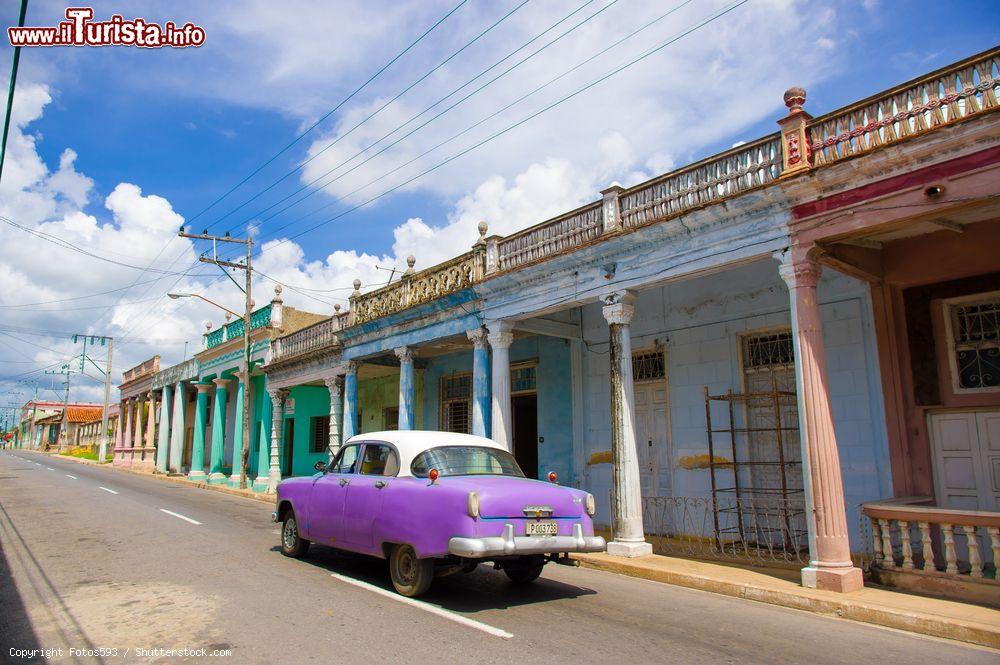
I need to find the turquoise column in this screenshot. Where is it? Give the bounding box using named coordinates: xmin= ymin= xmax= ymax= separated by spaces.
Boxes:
xmin=468 ymin=329 xmax=491 ymax=438
xmin=188 ymin=383 xmax=210 ymax=481
xmin=394 ymin=347 xmax=415 ymax=430
xmin=208 ymin=378 xmax=230 ymax=484
xmin=343 ymin=362 xmax=358 ymax=440
xmin=155 ymin=384 xmax=172 ymax=473
xmin=252 ymin=386 xmax=273 ymax=492
xmin=168 ymin=381 xmax=186 ymax=473
xmin=228 ymin=376 xmax=246 ymax=487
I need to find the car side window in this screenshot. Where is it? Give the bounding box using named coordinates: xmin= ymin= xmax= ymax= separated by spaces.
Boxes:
xmin=358 ymin=443 xmax=399 ymax=477
xmin=330 ymin=444 xmax=360 ymax=474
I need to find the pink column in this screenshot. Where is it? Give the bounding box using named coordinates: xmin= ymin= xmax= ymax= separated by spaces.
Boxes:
xmin=143 ymin=392 xmax=157 ymax=468
xmin=778 ymin=250 xmax=863 ymax=592
xmin=119 ymin=399 xmax=133 ymax=466
xmin=111 ymin=409 xmax=121 ymax=464
xmin=130 ymin=397 xmax=144 ymax=467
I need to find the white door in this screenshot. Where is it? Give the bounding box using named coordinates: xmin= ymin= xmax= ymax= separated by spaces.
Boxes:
xmin=930 ymin=410 xmax=1000 ymax=511
xmin=633 ymin=382 xmax=668 ymax=497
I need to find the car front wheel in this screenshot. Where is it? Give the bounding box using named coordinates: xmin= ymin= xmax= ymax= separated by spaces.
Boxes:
xmin=280 ymin=509 xmax=310 ymax=558
xmin=389 ymin=544 xmax=434 ymax=597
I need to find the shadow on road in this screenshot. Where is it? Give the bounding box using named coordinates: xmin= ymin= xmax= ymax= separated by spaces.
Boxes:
xmin=276 ymin=543 xmax=597 ymax=613
xmin=0 ymin=523 xmax=46 ymax=663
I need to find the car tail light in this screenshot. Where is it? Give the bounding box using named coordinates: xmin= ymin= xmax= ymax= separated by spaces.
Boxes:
xmin=548 ymin=471 xmax=558 ymax=483
xmin=585 ymin=493 xmax=596 ymax=517
xmin=428 ymin=468 xmax=439 ymax=483
xmin=467 ymin=491 xmax=479 ymax=518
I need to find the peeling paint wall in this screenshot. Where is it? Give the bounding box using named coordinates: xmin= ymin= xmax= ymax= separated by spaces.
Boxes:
xmin=357 ymin=373 xmax=424 ymax=434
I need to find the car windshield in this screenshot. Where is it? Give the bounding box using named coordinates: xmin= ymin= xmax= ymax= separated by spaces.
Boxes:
xmin=410 ymin=446 xmax=524 ymax=478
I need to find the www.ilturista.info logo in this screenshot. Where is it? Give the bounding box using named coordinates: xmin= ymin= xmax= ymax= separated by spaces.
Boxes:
xmin=8 ymin=7 xmax=206 ymax=48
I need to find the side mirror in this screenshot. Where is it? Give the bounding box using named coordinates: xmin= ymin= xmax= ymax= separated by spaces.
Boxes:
xmin=314 ymin=460 xmax=328 ymax=473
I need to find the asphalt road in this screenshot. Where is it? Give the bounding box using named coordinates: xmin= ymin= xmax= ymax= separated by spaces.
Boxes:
xmin=1 ymin=450 xmax=996 ymax=665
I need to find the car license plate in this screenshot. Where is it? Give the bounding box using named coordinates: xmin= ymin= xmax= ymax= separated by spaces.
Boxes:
xmin=525 ymin=521 xmax=558 ymax=536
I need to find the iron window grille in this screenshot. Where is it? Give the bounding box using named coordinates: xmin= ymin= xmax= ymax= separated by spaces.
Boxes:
xmin=742 ymin=331 xmax=794 ymax=371
xmin=632 ymin=350 xmax=665 ymax=382
xmin=948 ymin=295 xmax=1000 ymax=391
xmin=383 ymin=407 xmax=399 ymax=431
xmin=440 ymin=374 xmax=471 ymax=434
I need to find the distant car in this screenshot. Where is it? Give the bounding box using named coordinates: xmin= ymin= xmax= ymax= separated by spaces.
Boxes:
xmin=273 ymin=430 xmax=606 ymax=597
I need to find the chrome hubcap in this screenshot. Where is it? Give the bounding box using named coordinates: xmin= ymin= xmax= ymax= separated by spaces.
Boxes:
xmin=283 ymin=518 xmax=297 ymax=549
xmin=397 ymin=548 xmax=416 ymax=584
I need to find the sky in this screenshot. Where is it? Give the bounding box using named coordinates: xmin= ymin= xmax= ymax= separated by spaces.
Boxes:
xmin=0 ymin=0 xmax=998 ymax=409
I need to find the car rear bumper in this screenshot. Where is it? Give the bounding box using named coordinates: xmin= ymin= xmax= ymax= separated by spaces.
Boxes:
xmin=448 ymin=523 xmax=606 ymax=558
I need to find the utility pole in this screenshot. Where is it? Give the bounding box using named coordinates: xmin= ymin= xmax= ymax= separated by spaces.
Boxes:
xmin=179 ymin=227 xmax=254 ymax=489
xmin=44 ymin=364 xmax=74 ymax=451
xmin=74 ymin=334 xmax=113 ymax=462
xmin=0 ymin=0 xmax=29 ymax=184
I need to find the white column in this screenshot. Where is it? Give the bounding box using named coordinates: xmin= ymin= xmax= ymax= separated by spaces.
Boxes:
xmin=267 ymin=387 xmax=288 ymax=494
xmin=324 ymin=375 xmax=344 ymax=457
xmin=395 ymin=346 xmax=416 ymax=430
xmin=602 ymin=291 xmax=652 ymax=557
xmin=486 ymin=321 xmax=514 ymax=450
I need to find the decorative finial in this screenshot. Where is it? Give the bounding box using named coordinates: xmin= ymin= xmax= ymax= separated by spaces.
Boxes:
xmin=225 ymin=312 xmax=232 ymax=322
xmin=205 ymin=321 xmax=212 ymax=332
xmin=404 ymin=255 xmax=416 ymax=276
xmin=334 ymin=303 xmax=341 ymax=313
xmin=250 ymin=299 xmax=256 ymax=308
xmin=274 ymin=284 xmax=282 ymax=297
xmin=478 ymin=220 xmax=488 ymax=239
xmin=352 ymin=278 xmax=361 ymax=297
xmin=783 ymin=86 xmax=806 ymax=112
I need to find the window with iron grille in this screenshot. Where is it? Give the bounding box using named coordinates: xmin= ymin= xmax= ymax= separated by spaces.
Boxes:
xmin=948 ymin=294 xmax=1000 ymax=391
xmin=632 ymin=350 xmax=665 ymax=382
xmin=310 ymin=415 xmax=330 ymax=453
xmin=383 ymin=407 xmax=399 ymax=431
xmin=742 ymin=331 xmax=794 ymax=371
xmin=511 ymin=364 xmax=537 ymax=393
xmin=440 ymin=374 xmax=471 ymax=434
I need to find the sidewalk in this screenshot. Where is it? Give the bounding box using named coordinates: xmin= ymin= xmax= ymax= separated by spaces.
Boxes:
xmin=573 ymin=552 xmax=1000 ymax=649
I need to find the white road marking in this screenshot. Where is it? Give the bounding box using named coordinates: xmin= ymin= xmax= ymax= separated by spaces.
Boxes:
xmin=159 ymin=508 xmax=202 ymax=525
xmin=98 ymin=486 xmax=118 ymax=495
xmin=329 ymin=572 xmax=513 ymax=639
xmin=46 ymin=467 xmax=54 ymax=471
xmin=65 ymin=474 xmax=77 ymax=479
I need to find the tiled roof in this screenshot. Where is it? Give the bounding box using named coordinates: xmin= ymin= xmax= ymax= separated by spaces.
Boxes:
xmin=64 ymin=406 xmax=106 ymax=423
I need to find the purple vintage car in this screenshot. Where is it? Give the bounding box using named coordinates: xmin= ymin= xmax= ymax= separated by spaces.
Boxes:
xmin=273 ymin=430 xmax=605 ymax=596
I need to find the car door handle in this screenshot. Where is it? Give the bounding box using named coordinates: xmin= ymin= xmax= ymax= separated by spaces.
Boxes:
xmin=374 ymin=480 xmax=387 ymax=489
xmin=339 ymin=478 xmax=349 ymax=487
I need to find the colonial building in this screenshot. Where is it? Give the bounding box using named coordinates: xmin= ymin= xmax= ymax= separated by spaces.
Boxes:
xmin=37 ymin=405 xmax=105 ymax=452
xmin=114 ymin=356 xmax=160 ymax=468
xmin=19 ymin=401 xmax=103 ymax=450
xmin=74 ymin=403 xmax=119 ymax=456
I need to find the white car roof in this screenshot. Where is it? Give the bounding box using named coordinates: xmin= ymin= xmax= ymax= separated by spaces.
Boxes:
xmin=343 ymin=430 xmax=507 ymax=477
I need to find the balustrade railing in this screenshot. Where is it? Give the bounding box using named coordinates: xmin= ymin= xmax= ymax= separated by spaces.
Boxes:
xmin=809 ymin=48 xmax=999 ymax=167
xmin=350 ymin=251 xmax=484 ymax=325
xmin=272 ymin=318 xmax=336 ymax=362
xmin=863 ymin=498 xmax=999 ymax=584
xmin=620 ymin=136 xmax=783 ymax=229
xmin=122 ymin=356 xmax=160 ymax=384
xmin=205 ymin=304 xmax=273 ymax=349
xmin=496 ymin=203 xmax=603 ymax=272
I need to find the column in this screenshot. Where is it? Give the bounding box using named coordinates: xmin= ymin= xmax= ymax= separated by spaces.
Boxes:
xmin=253 ymin=387 xmax=273 ymax=492
xmin=142 ymin=391 xmax=156 ymax=468
xmin=188 ymin=383 xmax=211 ymax=481
xmin=208 ymin=378 xmax=231 ymax=484
xmin=131 ymin=396 xmax=144 ymax=465
xmin=343 ymin=362 xmax=359 ymax=440
xmin=467 ymin=328 xmax=490 ymax=437
xmin=156 ymin=384 xmax=172 ymax=473
xmin=168 ymin=381 xmax=186 ymax=473
xmin=778 ymin=251 xmax=864 ymax=592
xmin=324 ymin=375 xmax=344 ymax=456
xmin=120 ymin=398 xmax=134 ymax=466
xmin=266 ymin=387 xmax=289 ymax=493
xmin=602 ymin=291 xmax=653 ymax=557
xmin=111 ymin=409 xmax=121 ymax=463
xmin=487 ymin=322 xmax=514 ymax=450
xmin=395 ymin=347 xmax=415 ymax=430
xmin=228 ymin=375 xmax=247 ymax=488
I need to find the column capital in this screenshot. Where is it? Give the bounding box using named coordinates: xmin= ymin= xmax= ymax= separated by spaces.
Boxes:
xmin=212 ymin=378 xmax=233 ymax=390
xmin=324 ymin=374 xmax=343 ymax=396
xmin=195 ymin=383 xmax=213 ymax=394
xmin=394 ymin=346 xmax=415 ymax=364
xmin=345 ymin=360 xmax=360 ymax=376
xmin=267 ymin=386 xmax=289 ymax=404
xmin=601 ymin=290 xmax=636 ymax=326
xmin=486 ymin=320 xmax=514 ymax=348
xmin=776 ymin=251 xmax=822 ymax=289
xmin=466 ymin=328 xmax=488 ymax=349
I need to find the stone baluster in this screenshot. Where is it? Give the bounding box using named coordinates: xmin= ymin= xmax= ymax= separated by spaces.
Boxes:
xmin=395 ymin=347 xmax=415 ymax=430
xmin=267 ymin=387 xmax=289 ymax=493
xmin=878 ymin=519 xmax=894 ymax=568
xmin=989 ymin=527 xmax=1000 ymax=576
xmin=870 ymin=519 xmax=883 ymax=566
xmin=898 ymin=521 xmax=914 ymax=570
xmin=963 ymin=525 xmax=983 ymax=579
xmin=918 ymin=521 xmax=935 ymax=573
xmin=941 ymin=523 xmax=958 ymax=575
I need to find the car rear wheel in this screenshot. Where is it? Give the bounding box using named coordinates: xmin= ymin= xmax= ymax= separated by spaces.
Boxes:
xmin=389 ymin=544 xmax=434 ymax=597
xmin=280 ymin=509 xmax=310 ymax=558
xmin=504 ymin=556 xmax=545 ymax=584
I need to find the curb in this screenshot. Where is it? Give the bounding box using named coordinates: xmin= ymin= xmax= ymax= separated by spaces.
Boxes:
xmin=50 ymin=452 xmax=274 ymax=505
xmin=573 ymin=554 xmax=1000 ymax=649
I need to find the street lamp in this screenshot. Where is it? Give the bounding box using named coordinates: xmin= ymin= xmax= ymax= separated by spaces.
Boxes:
xmin=168 ymin=292 xmax=242 ymax=320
